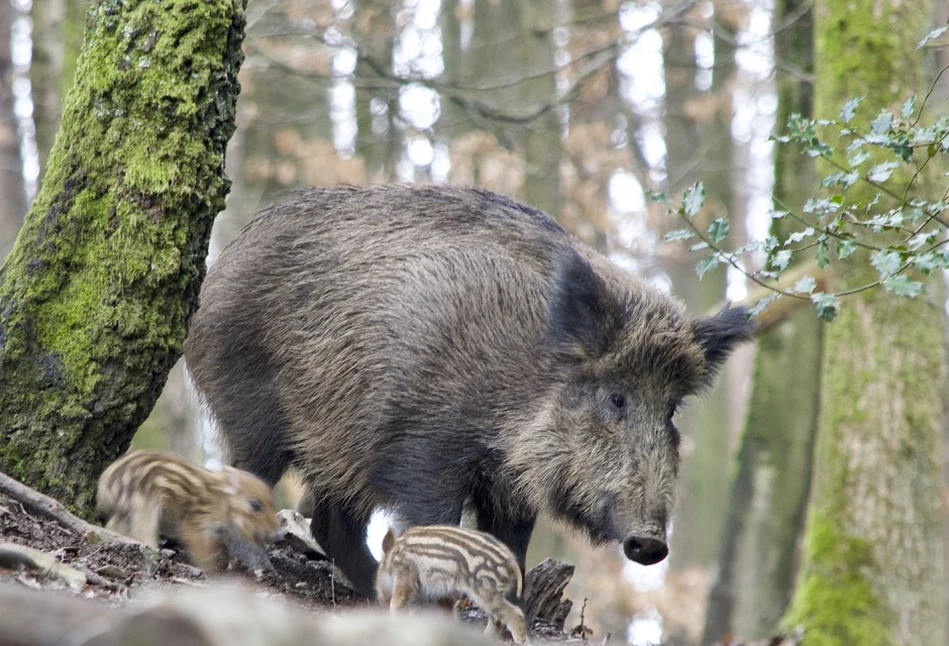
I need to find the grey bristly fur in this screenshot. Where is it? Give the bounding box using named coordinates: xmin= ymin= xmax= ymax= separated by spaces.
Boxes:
xmin=183 ymin=185 xmax=754 ymax=596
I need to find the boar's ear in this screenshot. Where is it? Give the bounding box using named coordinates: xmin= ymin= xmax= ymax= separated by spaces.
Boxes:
xmin=381 ymin=528 xmax=397 ymax=554
xmin=693 ymin=306 xmax=755 ymax=382
xmin=546 ymin=250 xmax=622 ymax=359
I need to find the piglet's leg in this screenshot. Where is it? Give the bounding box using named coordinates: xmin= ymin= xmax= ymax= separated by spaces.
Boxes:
xmin=486 ymin=601 xmax=530 ymax=644
xmin=389 ymin=575 xmax=418 ymax=611
xmin=178 ymin=523 xmax=224 ymax=572
xmin=127 ymin=494 xmax=161 ymax=549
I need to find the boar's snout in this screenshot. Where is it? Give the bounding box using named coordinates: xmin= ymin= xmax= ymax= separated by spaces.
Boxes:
xmin=623 ymin=536 xmax=668 ymax=565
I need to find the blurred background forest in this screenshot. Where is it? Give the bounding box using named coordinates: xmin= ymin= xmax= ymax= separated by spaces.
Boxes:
xmin=2 ymin=0 xmax=949 ymax=644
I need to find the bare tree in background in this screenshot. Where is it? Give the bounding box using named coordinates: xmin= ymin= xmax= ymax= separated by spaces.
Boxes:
xmin=703 ymin=0 xmax=820 ymax=641
xmin=0 ymin=0 xmax=27 ymax=257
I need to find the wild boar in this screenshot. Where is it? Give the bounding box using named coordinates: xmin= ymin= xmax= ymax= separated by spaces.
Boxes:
xmin=376 ymin=525 xmax=528 ymax=643
xmin=183 ymin=185 xmax=753 ymax=596
xmin=97 ymin=450 xmax=279 ymax=571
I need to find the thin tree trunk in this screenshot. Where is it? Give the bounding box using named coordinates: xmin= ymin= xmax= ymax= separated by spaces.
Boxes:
xmin=354 ymin=0 xmax=397 ymax=182
xmin=0 ymin=0 xmax=247 ymax=516
xmin=518 ymin=0 xmax=560 ymax=218
xmin=30 ymin=0 xmax=87 ymax=187
xmin=30 ymin=0 xmax=65 ymax=178
xmin=665 ymin=3 xmax=733 ymax=575
xmin=782 ymin=2 xmax=947 ymax=644
xmin=437 ymin=0 xmax=467 ymax=137
xmin=702 ymin=1 xmax=818 ymax=641
xmin=0 ymin=0 xmax=27 ymax=257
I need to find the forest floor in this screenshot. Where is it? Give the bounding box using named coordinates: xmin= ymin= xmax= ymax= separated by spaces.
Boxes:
xmin=0 ymin=483 xmax=583 ymax=645
xmin=0 ymin=477 xmax=798 ymax=646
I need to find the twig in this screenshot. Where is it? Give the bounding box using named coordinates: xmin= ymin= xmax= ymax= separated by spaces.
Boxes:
xmin=170 ymin=577 xmax=210 ymax=587
xmin=579 ymin=597 xmax=588 ymax=640
xmin=79 ymin=565 xmax=126 ymax=593
xmin=0 ymin=472 xmax=132 ymax=544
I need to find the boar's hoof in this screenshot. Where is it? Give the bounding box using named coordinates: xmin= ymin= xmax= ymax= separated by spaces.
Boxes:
xmin=623 ymin=537 xmax=668 ymax=565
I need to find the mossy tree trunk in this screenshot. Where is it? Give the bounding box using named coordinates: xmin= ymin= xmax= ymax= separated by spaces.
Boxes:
xmin=0 ymin=0 xmax=247 ymax=516
xmin=702 ymin=1 xmax=820 ymax=642
xmin=782 ymin=2 xmax=947 ymax=644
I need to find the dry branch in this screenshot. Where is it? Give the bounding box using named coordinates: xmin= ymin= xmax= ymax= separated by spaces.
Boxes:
xmin=711 ymin=263 xmax=828 ymax=334
xmin=0 ymin=471 xmax=132 ymax=544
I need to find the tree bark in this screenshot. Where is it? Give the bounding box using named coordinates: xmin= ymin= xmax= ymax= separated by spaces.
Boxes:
xmin=523 ymin=558 xmax=575 ymax=630
xmin=702 ymin=1 xmax=819 ymax=641
xmin=0 ymin=0 xmax=247 ymax=516
xmin=782 ymin=2 xmax=948 ymax=644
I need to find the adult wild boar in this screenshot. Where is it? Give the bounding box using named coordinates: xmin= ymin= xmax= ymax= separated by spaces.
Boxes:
xmin=184 ymin=185 xmax=753 ymax=597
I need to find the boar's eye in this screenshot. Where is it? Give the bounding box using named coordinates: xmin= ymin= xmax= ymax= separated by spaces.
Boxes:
xmin=609 ymin=392 xmax=626 ymax=410
xmin=249 ymin=499 xmax=264 ymax=513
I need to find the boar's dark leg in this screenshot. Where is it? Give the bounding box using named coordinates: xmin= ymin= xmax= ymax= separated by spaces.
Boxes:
xmin=309 ymin=496 xmax=377 ymax=598
xmin=397 ymin=489 xmax=465 ymax=529
xmin=473 ymin=500 xmax=536 ymax=575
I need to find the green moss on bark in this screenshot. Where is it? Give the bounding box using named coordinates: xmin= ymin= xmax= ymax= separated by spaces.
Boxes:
xmin=0 ymin=0 xmax=246 ymax=514
xmin=783 ymin=515 xmax=892 ymax=646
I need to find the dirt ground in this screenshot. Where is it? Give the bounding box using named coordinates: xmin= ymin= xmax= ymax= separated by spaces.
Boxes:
xmin=0 ymin=488 xmax=582 ymax=644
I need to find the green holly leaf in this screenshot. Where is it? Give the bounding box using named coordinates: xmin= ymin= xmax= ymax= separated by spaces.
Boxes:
xmin=683 ymin=183 xmax=706 ymax=217
xmin=771 ymin=249 xmax=793 ymax=271
xmin=839 ymin=97 xmax=862 ymax=123
xmin=868 ymin=160 xmax=900 ymax=183
xmin=883 ymin=275 xmax=924 ymax=297
xmin=848 ymin=150 xmax=871 ymax=167
xmin=664 ymin=229 xmax=695 ymax=242
xmin=901 ymin=96 xmax=917 ymax=118
xmin=837 ymin=239 xmax=857 ymax=258
xmin=708 ymin=218 xmax=730 ymax=244
xmin=793 ymin=275 xmax=817 ymax=294
xmin=696 ymin=254 xmax=721 ymax=279
xmin=871 ymin=250 xmax=902 ymax=278
xmin=811 ymin=292 xmax=838 ymax=322
xmin=749 ymin=293 xmax=780 ymax=317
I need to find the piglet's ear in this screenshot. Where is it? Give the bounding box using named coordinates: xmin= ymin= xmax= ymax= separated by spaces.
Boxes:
xmin=546 ymin=249 xmax=622 ymax=359
xmin=693 ymin=306 xmax=755 ymax=383
xmin=222 ymin=468 xmax=240 ymax=496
